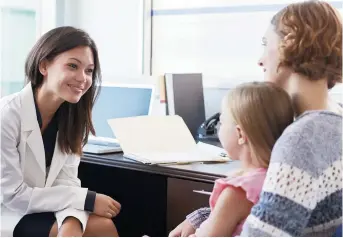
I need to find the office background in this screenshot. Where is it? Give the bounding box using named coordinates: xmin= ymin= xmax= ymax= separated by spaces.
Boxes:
xmin=0 ymin=1 xmax=342 ymax=236
xmin=0 ymin=0 xmax=342 ymax=118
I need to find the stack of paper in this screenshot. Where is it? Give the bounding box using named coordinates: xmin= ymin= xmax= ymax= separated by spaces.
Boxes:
xmin=107 ymin=115 xmax=230 ymax=164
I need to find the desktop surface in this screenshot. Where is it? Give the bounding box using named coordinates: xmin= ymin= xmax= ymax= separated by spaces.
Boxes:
xmin=82 ymin=138 xmax=236 ymax=182
xmin=82 ymin=151 xmax=240 ymax=183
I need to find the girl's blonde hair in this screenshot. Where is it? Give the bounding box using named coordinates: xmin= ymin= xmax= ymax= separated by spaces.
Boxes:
xmin=226 ymin=82 xmax=294 ymax=168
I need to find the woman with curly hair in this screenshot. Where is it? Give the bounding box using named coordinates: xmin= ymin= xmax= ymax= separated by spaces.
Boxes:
xmin=170 ymin=1 xmax=342 ymax=236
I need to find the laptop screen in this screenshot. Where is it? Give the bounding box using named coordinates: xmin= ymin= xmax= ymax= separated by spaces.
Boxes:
xmin=91 ymin=84 xmax=153 ymax=140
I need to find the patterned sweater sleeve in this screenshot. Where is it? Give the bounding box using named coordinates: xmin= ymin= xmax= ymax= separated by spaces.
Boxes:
xmin=186 ymin=207 xmax=211 ymax=229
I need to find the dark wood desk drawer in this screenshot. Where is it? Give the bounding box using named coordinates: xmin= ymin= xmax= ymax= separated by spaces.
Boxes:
xmin=79 ymin=162 xmax=167 ymax=237
xmin=167 ymin=177 xmax=213 ymax=233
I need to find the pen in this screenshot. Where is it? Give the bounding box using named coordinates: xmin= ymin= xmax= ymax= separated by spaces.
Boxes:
xmin=193 ymin=190 xmax=212 ymax=196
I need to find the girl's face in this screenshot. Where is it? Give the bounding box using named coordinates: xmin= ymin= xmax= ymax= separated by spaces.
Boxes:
xmin=218 ymin=100 xmax=242 ymax=161
xmin=39 ymin=46 xmax=94 ymax=104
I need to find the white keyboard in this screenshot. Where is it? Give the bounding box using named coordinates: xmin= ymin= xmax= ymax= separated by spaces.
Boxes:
xmin=83 ymin=142 xmax=122 ymax=154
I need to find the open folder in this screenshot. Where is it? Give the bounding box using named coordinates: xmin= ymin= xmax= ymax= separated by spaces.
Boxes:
xmin=107 ymin=115 xmax=231 ymax=164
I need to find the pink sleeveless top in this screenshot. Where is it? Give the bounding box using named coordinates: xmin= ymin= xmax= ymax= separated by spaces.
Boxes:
xmin=209 ymin=168 xmax=267 ymax=236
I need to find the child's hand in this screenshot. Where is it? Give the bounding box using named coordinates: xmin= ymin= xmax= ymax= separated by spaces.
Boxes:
xmin=169 ymin=219 xmax=195 ymax=237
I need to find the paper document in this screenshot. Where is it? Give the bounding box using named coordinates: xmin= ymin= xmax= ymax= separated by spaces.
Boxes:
xmin=107 ymin=115 xmax=230 ymax=164
xmin=124 ymin=142 xmax=228 ymax=164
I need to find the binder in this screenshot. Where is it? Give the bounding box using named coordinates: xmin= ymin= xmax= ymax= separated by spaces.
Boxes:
xmin=164 ymin=73 xmax=206 ymax=139
xmin=107 ymin=115 xmax=230 ymax=164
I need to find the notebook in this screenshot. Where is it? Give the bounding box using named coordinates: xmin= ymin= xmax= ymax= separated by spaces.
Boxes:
xmin=107 ymin=115 xmax=230 ymax=164
xmin=164 ymin=73 xmax=206 ymax=139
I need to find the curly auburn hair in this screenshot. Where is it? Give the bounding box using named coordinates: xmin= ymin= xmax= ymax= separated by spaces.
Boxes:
xmin=271 ymin=0 xmax=342 ymax=89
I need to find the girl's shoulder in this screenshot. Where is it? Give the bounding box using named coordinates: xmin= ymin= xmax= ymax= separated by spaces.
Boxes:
xmin=211 ymin=168 xmax=267 ymax=207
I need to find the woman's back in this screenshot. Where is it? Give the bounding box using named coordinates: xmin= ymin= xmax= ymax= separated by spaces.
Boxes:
xmin=242 ymin=110 xmax=342 ymax=236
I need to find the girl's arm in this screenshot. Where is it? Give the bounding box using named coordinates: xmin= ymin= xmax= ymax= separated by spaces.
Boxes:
xmin=194 ymin=186 xmax=254 ymax=237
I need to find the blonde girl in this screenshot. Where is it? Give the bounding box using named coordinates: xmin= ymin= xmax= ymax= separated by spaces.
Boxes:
xmin=191 ymin=81 xmax=294 ymax=237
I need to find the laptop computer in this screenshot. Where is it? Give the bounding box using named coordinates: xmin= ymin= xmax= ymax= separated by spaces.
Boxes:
xmin=83 ymin=82 xmax=155 ymax=154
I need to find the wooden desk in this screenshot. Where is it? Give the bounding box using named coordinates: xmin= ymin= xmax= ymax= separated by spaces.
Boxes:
xmin=79 ymin=153 xmax=240 ymax=237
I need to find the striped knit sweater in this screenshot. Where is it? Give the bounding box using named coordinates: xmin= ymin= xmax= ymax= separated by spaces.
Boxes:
xmin=187 ymin=110 xmax=342 ymax=236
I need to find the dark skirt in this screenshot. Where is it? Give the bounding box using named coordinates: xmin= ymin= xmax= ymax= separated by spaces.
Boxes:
xmin=13 ymin=212 xmax=56 ymax=237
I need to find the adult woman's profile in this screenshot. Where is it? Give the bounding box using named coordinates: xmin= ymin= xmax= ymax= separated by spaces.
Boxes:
xmin=169 ymin=0 xmax=342 ymax=236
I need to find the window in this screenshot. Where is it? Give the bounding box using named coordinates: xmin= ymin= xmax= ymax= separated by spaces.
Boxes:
xmin=67 ymin=0 xmax=146 ymax=78
xmin=0 ymin=8 xmax=36 ymax=97
xmin=0 ymin=0 xmax=56 ymax=97
xmin=152 ymin=0 xmax=342 ymax=86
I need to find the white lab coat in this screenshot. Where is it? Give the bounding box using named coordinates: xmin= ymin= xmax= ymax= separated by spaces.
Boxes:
xmin=0 ymin=83 xmax=90 ymax=236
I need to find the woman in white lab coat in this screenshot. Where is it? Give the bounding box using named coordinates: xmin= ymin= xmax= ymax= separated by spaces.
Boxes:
xmin=1 ymin=26 xmax=121 ymax=237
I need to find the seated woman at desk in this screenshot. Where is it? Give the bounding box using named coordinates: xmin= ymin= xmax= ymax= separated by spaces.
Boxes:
xmin=1 ymin=26 xmax=120 ymax=237
xmin=186 ymin=82 xmax=294 ymax=237
xmin=170 ymin=1 xmax=342 ymax=237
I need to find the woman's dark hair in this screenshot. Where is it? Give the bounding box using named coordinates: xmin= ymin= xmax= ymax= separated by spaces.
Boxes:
xmin=25 ymin=26 xmax=101 ymax=155
xmin=271 ymin=0 xmax=342 ymax=89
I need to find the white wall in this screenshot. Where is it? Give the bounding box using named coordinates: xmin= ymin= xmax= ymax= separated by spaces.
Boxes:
xmin=152 ymin=0 xmax=310 ymax=9
xmin=60 ymin=0 xmax=145 ymax=79
xmin=152 ymin=0 xmax=343 ymax=86
xmin=152 ymin=9 xmax=269 ymax=80
xmin=152 ymin=0 xmax=284 ymax=82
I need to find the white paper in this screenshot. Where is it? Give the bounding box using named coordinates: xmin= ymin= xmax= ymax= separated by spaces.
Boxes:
xmin=108 ymin=115 xmax=196 ymax=154
xmin=107 ymin=115 xmax=230 ymax=164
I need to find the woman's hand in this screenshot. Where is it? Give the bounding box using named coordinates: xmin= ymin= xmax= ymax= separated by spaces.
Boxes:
xmin=58 ymin=216 xmax=83 ymax=237
xmin=94 ymin=193 xmax=121 ymax=218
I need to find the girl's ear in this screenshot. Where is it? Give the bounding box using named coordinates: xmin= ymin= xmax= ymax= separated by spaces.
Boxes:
xmin=39 ymin=59 xmax=48 ymax=76
xmin=235 ymin=125 xmax=247 ymax=145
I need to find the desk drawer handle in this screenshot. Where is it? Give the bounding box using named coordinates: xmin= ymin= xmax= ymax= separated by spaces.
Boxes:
xmin=193 ymin=190 xmax=212 ymax=196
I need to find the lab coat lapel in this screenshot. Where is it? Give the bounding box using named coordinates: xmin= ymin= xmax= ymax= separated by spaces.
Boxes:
xmin=45 ymin=132 xmax=67 ymax=187
xmin=20 ymin=83 xmax=46 ymax=174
